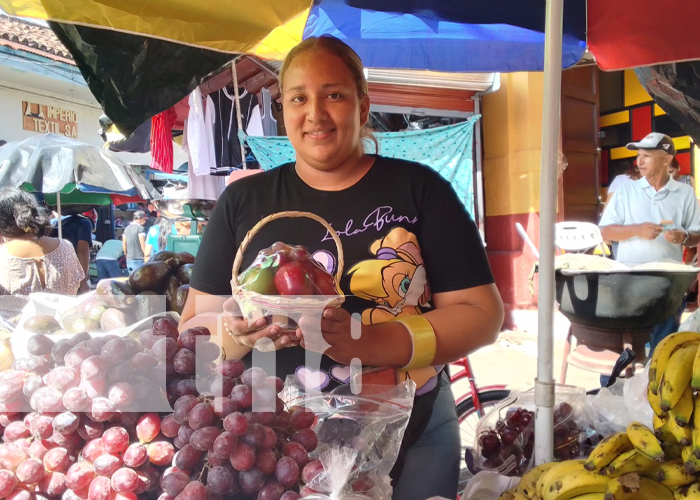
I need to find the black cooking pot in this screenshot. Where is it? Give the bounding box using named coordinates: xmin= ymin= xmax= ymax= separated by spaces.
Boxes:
xmin=555 ymin=269 xmax=698 ymax=331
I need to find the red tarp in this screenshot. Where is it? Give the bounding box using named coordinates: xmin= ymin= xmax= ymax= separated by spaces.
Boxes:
xmin=588 ymin=0 xmax=700 ymax=70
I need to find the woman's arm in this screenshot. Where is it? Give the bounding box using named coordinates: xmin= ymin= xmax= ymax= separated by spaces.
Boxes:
xmin=144 ymin=243 xmax=153 ymax=262
xmin=310 ymin=283 xmax=504 ymax=367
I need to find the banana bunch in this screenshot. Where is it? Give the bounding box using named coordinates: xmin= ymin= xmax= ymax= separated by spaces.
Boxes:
xmin=499 ymin=422 xmax=700 ymax=500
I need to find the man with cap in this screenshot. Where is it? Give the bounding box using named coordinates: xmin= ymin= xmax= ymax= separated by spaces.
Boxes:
xmin=122 ymin=210 xmax=148 ymax=273
xmin=599 ymin=132 xmax=700 ymax=354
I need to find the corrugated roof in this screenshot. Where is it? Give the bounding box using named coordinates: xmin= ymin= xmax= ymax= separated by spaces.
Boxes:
xmin=0 ymin=15 xmax=74 ymax=63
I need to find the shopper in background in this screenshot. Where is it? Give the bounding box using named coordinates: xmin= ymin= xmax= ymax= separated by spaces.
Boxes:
xmin=0 ymin=188 xmax=83 ymax=324
xmin=57 ymin=212 xmax=92 ymax=293
xmin=605 ymin=162 xmax=641 ymax=208
xmin=95 ymin=239 xmax=126 ymax=279
xmin=144 ymin=216 xmax=163 ymax=261
xmin=122 ymin=210 xmax=147 ymax=272
xmin=669 ymin=158 xmax=695 ymax=189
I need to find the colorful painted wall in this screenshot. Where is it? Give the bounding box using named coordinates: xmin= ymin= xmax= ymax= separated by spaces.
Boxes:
xmin=600 ymin=69 xmax=696 ymax=199
xmin=482 ymin=73 xmax=546 ymax=327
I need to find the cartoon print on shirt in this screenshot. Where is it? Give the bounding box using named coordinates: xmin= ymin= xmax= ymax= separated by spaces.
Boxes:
xmin=347 ymin=227 xmax=431 ymax=324
xmin=347 ymin=227 xmax=437 ymax=393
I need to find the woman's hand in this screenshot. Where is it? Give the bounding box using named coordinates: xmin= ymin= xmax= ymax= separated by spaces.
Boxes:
xmin=222 ymin=297 xmax=300 ymax=350
xmin=296 ymin=307 xmax=364 ymax=365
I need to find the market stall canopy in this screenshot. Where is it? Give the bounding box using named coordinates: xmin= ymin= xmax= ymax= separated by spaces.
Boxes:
xmin=0 ymin=134 xmax=160 ymax=206
xmin=1 ymin=0 xmax=587 ymax=71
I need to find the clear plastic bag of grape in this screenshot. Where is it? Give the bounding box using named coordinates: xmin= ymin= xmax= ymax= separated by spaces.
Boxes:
xmin=280 ymin=378 xmax=416 ymax=500
xmin=472 ymin=384 xmax=587 ymax=477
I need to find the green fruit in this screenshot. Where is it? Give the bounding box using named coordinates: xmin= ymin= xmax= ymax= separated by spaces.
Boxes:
xmin=62 ymin=314 xmax=99 ymax=334
xmin=96 ymin=279 xmax=135 ymax=309
xmin=100 ymin=308 xmax=132 ymax=332
xmin=22 ymin=315 xmax=61 ymax=334
xmin=242 ymin=267 xmax=278 ymax=295
xmin=176 ymin=264 xmax=193 ymax=285
xmin=172 ymin=285 xmax=190 ymax=315
xmin=128 ymin=261 xmax=171 ymax=294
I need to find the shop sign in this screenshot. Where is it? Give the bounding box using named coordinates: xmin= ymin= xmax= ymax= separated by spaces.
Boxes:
xmin=22 ymin=101 xmax=78 ymax=138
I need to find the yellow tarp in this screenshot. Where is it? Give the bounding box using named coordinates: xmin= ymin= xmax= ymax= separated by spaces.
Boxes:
xmin=1 ymin=0 xmax=312 ymax=59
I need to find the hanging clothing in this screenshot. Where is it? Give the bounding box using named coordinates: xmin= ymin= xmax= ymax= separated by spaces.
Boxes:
xmin=247 ymin=105 xmax=264 ymax=137
xmin=182 ymin=117 xmax=226 ymax=200
xmin=209 ymin=87 xmax=258 ymax=175
xmin=150 ymin=108 xmax=177 ymax=173
xmin=260 ymin=87 xmax=278 ymax=137
xmin=186 ymin=88 xmax=217 ymax=177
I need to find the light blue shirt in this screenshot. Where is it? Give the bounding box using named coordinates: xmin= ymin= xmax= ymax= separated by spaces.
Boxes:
xmin=600 ymin=176 xmax=700 ymax=265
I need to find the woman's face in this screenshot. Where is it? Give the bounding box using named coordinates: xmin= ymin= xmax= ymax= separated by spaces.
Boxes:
xmin=282 ymin=49 xmax=370 ymax=171
xmin=669 ymin=165 xmax=680 ymax=180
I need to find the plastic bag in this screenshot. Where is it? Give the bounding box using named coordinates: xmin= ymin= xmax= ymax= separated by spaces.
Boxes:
xmin=583 ymin=363 xmax=653 ymax=436
xmin=680 ymin=310 xmax=700 ymax=333
xmin=460 ymin=471 xmax=520 ymax=500
xmin=232 ymin=242 xmax=344 ymax=332
xmin=280 ymin=379 xmax=416 ymax=500
xmin=473 ymin=384 xmax=587 ymax=476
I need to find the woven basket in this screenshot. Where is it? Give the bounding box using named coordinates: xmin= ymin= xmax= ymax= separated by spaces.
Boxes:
xmin=230 ymin=211 xmax=345 ymax=331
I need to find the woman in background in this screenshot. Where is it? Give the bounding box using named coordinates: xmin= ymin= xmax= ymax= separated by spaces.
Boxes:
xmin=0 ymin=188 xmax=83 ymax=324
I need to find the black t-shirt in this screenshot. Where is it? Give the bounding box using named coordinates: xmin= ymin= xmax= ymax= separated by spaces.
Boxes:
xmin=190 ymin=156 xmax=494 ymax=452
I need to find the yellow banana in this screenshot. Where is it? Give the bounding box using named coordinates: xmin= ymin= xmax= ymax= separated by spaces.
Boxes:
xmin=653 ymin=462 xmax=698 ymax=488
xmin=537 ymin=461 xmax=587 ymax=499
xmin=668 ymin=413 xmax=693 ymax=447
xmin=692 ymin=395 xmax=700 ymax=458
xmin=649 ymin=383 xmax=669 ymax=418
xmin=569 ymin=495 xmax=605 ymax=500
xmin=691 ymin=331 xmax=700 ymax=389
xmin=499 ymin=488 xmax=517 ymax=500
xmin=674 ymin=483 xmax=700 ymax=500
xmin=670 ymin=385 xmax=694 ymax=427
xmin=683 ymin=446 xmax=700 ymax=473
xmin=585 ymin=432 xmax=634 ymax=471
xmin=656 ymin=413 xmax=679 ymax=445
xmin=518 ymin=463 xmax=558 ymax=499
xmin=649 ymin=332 xmax=700 ymax=394
xmin=541 ymin=468 xmax=610 ymax=500
xmin=627 ymin=422 xmax=666 ymax=461
xmin=605 ymin=474 xmax=674 ymax=500
xmin=662 ymin=442 xmax=684 ymax=461
xmin=660 ymin=343 xmax=699 ymax=411
xmin=606 ymin=449 xmax=658 ymax=477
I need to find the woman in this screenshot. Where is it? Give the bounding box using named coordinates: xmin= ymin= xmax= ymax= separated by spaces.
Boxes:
xmin=144 ymin=216 xmax=164 ymax=261
xmin=180 ymin=36 xmax=504 ymax=500
xmin=669 ymin=158 xmax=695 ymax=188
xmin=0 ymin=188 xmax=84 ymax=324
xmin=605 ymin=162 xmax=641 ymax=207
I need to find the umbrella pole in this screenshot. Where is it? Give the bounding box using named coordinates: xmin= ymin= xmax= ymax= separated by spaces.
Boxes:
xmin=534 ymin=0 xmax=564 ymax=465
xmin=57 ymin=192 xmax=63 ymax=239
xmin=231 ymin=58 xmax=247 ymax=170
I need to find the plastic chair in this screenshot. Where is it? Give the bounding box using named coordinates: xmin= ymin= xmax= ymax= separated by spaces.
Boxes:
xmin=555 ymin=221 xmax=607 ymax=255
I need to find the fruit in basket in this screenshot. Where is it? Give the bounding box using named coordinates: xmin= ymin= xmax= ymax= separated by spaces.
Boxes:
xmin=128 ymin=261 xmax=171 ymax=294
xmin=242 ymin=267 xmax=278 ymax=295
xmin=171 ymin=285 xmax=190 ymax=315
xmin=274 ymin=262 xmax=315 ymax=296
xmin=177 ymin=264 xmax=193 ymax=284
xmin=99 ymin=309 xmax=132 ymax=332
xmin=63 ymin=314 xmax=100 ymax=334
xmin=151 ymin=251 xmax=182 ymax=271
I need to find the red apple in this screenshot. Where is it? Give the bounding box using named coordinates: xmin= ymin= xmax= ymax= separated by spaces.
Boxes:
xmin=312 ymin=268 xmax=337 ymax=296
xmin=274 ymin=262 xmax=314 ymax=296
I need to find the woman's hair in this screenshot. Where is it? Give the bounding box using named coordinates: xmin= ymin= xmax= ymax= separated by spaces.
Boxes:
xmin=279 ymin=35 xmax=378 ymax=152
xmin=670 ymin=158 xmax=681 ymax=170
xmin=0 ymin=188 xmax=52 ymax=239
xmin=158 ymin=218 xmax=174 ymax=252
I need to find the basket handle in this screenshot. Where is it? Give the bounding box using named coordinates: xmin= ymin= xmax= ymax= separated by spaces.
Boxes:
xmin=231 ymin=211 xmax=344 ymax=286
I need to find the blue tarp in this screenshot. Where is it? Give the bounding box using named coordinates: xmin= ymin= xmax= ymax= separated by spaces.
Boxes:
xmin=304 ymin=0 xmax=587 ymax=72
xmin=242 ymin=116 xmax=480 ymax=218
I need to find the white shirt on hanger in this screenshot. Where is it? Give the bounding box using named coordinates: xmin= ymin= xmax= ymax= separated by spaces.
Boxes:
xmin=187 ymin=88 xmax=216 ymax=177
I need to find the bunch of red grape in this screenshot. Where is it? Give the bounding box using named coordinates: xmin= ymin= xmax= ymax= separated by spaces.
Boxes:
xmin=476 ymin=402 xmax=581 ymax=476
xmin=0 ymin=318 xmax=335 ymax=500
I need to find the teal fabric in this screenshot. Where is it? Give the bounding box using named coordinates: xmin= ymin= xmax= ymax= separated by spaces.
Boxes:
xmin=240 ymin=116 xmax=480 ymax=218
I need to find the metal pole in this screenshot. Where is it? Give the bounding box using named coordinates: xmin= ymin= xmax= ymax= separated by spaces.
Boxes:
xmin=534 ymin=0 xmax=564 ymax=466
xmin=57 ymin=192 xmax=63 ymax=239
xmin=231 ymin=59 xmax=248 ymax=170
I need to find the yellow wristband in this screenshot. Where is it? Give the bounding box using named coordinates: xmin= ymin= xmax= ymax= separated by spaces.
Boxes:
xmin=391 ymin=315 xmax=437 ymax=370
